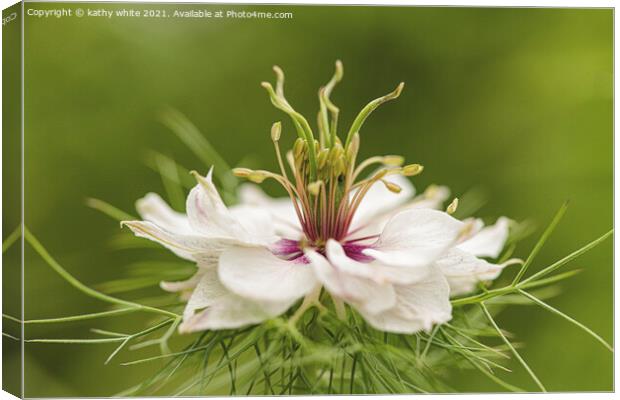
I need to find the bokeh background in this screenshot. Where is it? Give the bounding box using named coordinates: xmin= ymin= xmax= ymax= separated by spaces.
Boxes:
xmin=5 ymin=3 xmax=613 ymax=396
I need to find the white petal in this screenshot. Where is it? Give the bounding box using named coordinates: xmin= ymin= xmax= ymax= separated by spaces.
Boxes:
xmin=357 ymin=267 xmax=452 ymax=334
xmin=122 ymin=220 xmax=243 ymax=262
xmin=326 ymin=239 xmax=428 ymax=285
xmin=305 ymin=249 xmax=396 ymax=314
xmin=160 ymin=269 xmax=204 ymax=293
xmin=186 ymin=168 xmax=256 ymax=242
xmin=405 ymin=185 xmax=451 ymax=210
xmin=229 ymin=204 xmax=278 ymax=244
xmin=346 ymin=184 xmax=451 ymax=239
xmin=136 ymin=193 xmax=192 ymax=234
xmin=218 ymin=246 xmax=317 ymax=303
xmin=435 ymin=248 xmax=505 ymax=296
xmin=351 ymin=174 xmax=415 ymax=229
xmin=363 ymin=209 xmax=465 ymax=268
xmin=458 ymin=217 xmax=510 ymax=258
xmin=179 ymin=267 xmax=291 ymax=332
xmin=237 ymin=183 xmax=302 ymax=238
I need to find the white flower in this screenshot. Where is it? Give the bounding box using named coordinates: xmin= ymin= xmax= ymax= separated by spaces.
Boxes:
xmin=124 ymin=168 xmax=471 ymax=333
xmin=124 ymin=169 xmax=317 ymax=332
xmin=123 ymin=62 xmax=514 ymax=334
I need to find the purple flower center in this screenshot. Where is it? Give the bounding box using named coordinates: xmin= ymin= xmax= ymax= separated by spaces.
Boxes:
xmin=271 ymin=238 xmax=375 ymax=264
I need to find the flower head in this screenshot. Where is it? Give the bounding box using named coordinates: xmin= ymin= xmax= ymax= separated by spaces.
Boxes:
xmin=123 ymin=62 xmax=513 ymax=334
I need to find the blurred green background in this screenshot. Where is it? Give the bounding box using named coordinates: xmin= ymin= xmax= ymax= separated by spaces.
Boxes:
xmin=8 ymin=3 xmax=613 ymax=396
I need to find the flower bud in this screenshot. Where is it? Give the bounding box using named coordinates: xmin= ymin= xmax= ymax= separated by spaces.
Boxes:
xmin=271 ymin=121 xmax=282 ymax=142
xmin=402 ymin=164 xmax=424 ymax=176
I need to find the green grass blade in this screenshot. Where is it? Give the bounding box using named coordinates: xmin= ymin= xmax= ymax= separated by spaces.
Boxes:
xmin=518 ymin=289 xmax=612 ymax=352
xmin=512 ymin=202 xmax=568 ymax=285
xmin=86 ymin=198 xmax=135 ymax=221
xmin=520 ymin=229 xmax=613 ymax=285
xmin=160 ymin=107 xmax=237 ymax=193
xmin=480 ymin=303 xmax=546 ymax=392
xmin=154 ymin=152 xmax=186 ymax=211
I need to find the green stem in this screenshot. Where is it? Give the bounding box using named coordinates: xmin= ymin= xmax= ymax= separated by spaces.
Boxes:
xmin=480 ymin=303 xmax=546 ymax=392
xmin=24 ymin=227 xmax=179 ymax=319
xmin=512 ymin=201 xmax=568 ymax=285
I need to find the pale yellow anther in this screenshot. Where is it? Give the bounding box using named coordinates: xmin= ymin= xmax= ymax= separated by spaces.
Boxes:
xmin=424 ymin=184 xmax=439 ymax=198
xmin=402 ymin=164 xmax=424 ymax=176
xmin=382 ymin=155 xmax=405 ymax=167
xmin=336 ymin=157 xmax=347 ymax=176
xmin=329 ymin=142 xmax=344 ymax=162
xmin=271 ymin=121 xmax=282 ymax=142
xmin=317 ymin=149 xmax=329 ymax=169
xmin=248 ymin=170 xmax=269 ymax=184
xmin=293 ymin=138 xmax=306 ymax=159
xmin=308 ymin=180 xmax=323 ymax=196
xmin=232 ymin=168 xmax=253 ymax=178
xmin=381 ymin=179 xmax=402 ymax=194
xmin=446 ymin=198 xmax=459 ymax=215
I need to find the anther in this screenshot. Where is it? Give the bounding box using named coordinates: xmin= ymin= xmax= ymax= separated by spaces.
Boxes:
xmin=382 ymin=155 xmax=405 ymax=167
xmin=402 ymin=164 xmax=424 ymax=176
xmin=381 ymin=179 xmax=402 ymax=194
xmin=446 ymin=198 xmax=459 ymax=215
xmin=271 ymin=121 xmax=282 ymax=142
xmin=232 ymin=168 xmax=253 ymax=178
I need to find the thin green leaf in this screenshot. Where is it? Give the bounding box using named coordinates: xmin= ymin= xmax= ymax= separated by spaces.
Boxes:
xmin=160 ymin=107 xmax=237 ymax=193
xmin=24 ymin=227 xmax=178 ymax=319
xmin=480 ymin=303 xmax=546 ymax=392
xmin=2 ymin=225 xmax=21 ymax=253
xmin=154 ymin=152 xmax=186 ymax=211
xmin=518 ymin=289 xmax=612 ymax=352
xmin=86 ymin=198 xmax=135 ymax=221
xmin=512 ymin=201 xmax=568 ymax=285
xmin=521 ymin=229 xmax=613 ymax=285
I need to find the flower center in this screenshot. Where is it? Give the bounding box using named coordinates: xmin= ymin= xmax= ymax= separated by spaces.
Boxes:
xmin=232 ymin=62 xmax=424 ymax=247
xmin=271 ymin=238 xmax=375 ymax=264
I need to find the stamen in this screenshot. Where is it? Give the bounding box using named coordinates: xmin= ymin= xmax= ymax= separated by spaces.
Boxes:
xmin=447 ymin=197 xmax=459 ymax=215
xmin=381 ymin=179 xmax=402 ymax=194
xmin=402 ymin=163 xmax=424 ymax=176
